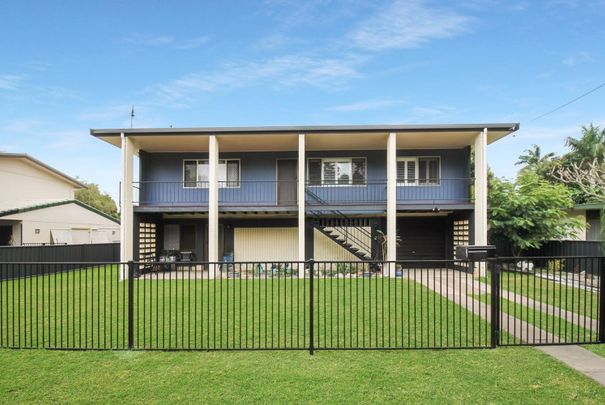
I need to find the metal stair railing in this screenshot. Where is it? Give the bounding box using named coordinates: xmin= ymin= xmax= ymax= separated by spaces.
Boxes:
xmin=305 ymin=188 xmax=374 ymax=259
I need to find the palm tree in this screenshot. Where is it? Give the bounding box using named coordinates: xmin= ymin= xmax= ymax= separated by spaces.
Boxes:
xmin=565 ymin=124 xmax=605 ymax=165
xmin=516 ymin=144 xmax=556 ymax=167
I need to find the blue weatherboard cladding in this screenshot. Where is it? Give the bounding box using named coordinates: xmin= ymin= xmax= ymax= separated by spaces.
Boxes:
xmin=138 ymin=148 xmax=470 ymax=206
xmin=395 ymin=148 xmax=471 ymax=204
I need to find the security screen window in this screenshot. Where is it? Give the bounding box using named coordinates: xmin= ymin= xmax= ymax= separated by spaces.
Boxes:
xmin=183 ymin=160 xmax=198 ymax=188
xmin=183 ymin=159 xmax=240 ymax=188
xmin=307 ymin=158 xmax=367 ymax=185
xmin=397 ymin=157 xmax=440 ymax=185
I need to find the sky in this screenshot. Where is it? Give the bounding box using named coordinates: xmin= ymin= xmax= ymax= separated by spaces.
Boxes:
xmin=1 ymin=0 xmax=604 ymax=202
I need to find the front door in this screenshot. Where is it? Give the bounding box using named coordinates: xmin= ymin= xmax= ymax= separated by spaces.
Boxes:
xmin=0 ymin=225 xmax=12 ymax=246
xmin=277 ymin=159 xmax=297 ymax=206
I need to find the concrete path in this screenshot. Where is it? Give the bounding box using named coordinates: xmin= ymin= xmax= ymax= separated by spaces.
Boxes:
xmin=406 ymin=270 xmax=605 ymax=387
xmin=406 ymin=269 xmax=561 ymax=344
xmin=538 ymin=345 xmax=605 ymax=387
xmin=474 ymin=279 xmax=599 ymax=332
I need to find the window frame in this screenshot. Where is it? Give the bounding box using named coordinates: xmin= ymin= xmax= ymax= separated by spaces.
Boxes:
xmin=306 ymin=157 xmax=367 ymax=187
xmin=182 ymin=158 xmax=241 ymax=189
xmin=396 ymin=156 xmax=441 ymax=186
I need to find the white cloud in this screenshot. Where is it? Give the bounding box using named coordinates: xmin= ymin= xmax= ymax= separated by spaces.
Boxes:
xmin=124 ymin=34 xmax=210 ymax=50
xmin=349 ymin=0 xmax=472 ymax=51
xmin=562 ymin=51 xmax=594 ymax=67
xmin=0 ymin=118 xmax=44 ymax=133
xmin=328 ymin=98 xmax=401 ymax=112
xmin=79 ymin=104 xmax=137 ymax=122
xmin=0 ymin=74 xmax=26 ymax=90
xmin=407 ymin=106 xmax=456 ymax=121
xmin=174 ymin=36 xmax=211 ymax=50
xmin=149 ymin=54 xmax=364 ymax=104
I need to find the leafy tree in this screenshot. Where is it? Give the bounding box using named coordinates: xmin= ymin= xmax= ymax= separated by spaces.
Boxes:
xmin=75 ymin=179 xmax=119 ymax=219
xmin=551 ymin=158 xmax=605 ymax=242
xmin=516 ymin=144 xmax=556 ymax=167
xmin=516 ymin=144 xmax=558 ymax=178
xmin=488 ymin=171 xmax=582 ymax=256
xmin=564 ymin=124 xmax=605 ymax=165
xmin=549 ymin=124 xmax=605 ymax=203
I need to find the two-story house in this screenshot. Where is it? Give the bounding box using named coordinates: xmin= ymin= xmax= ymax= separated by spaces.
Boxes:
xmin=0 ymin=153 xmax=120 ymax=245
xmin=91 ymin=124 xmax=518 ymax=270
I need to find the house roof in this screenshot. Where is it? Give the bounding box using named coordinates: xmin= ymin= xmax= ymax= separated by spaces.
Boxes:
xmin=91 ymin=123 xmax=520 ymax=137
xmin=0 ymin=199 xmax=120 ymax=224
xmin=90 ymin=123 xmax=520 ymax=151
xmin=574 ymin=202 xmax=605 ymax=211
xmin=0 ymin=153 xmax=86 ymax=189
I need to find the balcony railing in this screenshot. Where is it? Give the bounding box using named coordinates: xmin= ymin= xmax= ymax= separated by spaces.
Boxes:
xmin=395 ymin=177 xmax=473 ymax=205
xmin=305 ymin=180 xmax=387 ymax=206
xmin=306 ymin=178 xmax=472 ymax=206
xmin=134 ymin=181 xmax=298 ymax=207
xmin=133 ymin=178 xmax=472 ymax=208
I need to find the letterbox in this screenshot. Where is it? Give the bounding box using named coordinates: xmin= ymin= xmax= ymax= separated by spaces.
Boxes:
xmin=455 ymin=245 xmax=496 ymax=260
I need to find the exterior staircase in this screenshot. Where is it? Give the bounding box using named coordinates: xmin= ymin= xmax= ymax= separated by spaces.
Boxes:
xmin=305 ymin=188 xmax=377 ymax=261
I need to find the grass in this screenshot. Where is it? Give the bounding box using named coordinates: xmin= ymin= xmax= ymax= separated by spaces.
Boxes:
xmin=482 ymin=271 xmax=600 ymax=319
xmin=0 ymin=266 xmax=492 ymax=350
xmin=583 ymin=344 xmax=605 ymax=358
xmin=475 ymin=294 xmax=597 ymax=345
xmin=1 ymin=348 xmax=604 ymax=404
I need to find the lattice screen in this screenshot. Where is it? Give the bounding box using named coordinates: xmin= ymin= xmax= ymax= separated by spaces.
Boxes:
xmin=138 ymin=222 xmax=157 ymax=263
xmin=452 ymin=219 xmax=469 ymax=260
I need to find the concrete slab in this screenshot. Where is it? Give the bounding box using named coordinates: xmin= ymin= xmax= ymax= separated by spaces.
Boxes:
xmin=538 ymin=345 xmax=605 ymax=387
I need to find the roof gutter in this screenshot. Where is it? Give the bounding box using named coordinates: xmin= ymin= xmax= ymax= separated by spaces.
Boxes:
xmin=90 ymin=123 xmax=520 ymax=137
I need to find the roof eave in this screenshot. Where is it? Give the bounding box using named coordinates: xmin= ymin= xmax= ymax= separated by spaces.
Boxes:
xmin=0 ymin=153 xmax=86 ymax=189
xmin=90 ymin=123 xmax=520 ymax=137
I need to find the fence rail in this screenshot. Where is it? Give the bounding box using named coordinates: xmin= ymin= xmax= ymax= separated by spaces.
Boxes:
xmin=0 ymin=256 xmax=603 ymax=352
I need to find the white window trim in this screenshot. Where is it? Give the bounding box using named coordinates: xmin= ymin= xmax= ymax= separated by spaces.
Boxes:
xmin=306 ymin=157 xmax=367 ymax=187
xmin=182 ymin=159 xmax=241 ymax=189
xmin=396 ymin=156 xmax=441 ymax=187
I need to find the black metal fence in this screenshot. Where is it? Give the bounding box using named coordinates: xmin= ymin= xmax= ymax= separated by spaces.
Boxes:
xmin=0 ymin=257 xmax=603 ymax=352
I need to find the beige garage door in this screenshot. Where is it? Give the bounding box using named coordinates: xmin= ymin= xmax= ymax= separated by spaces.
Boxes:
xmin=234 ymin=227 xmax=297 ymax=262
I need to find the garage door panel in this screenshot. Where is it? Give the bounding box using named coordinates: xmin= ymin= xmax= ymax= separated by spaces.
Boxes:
xmin=397 ymin=217 xmax=446 ymax=260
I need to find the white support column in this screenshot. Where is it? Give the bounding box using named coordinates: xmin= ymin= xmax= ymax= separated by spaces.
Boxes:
xmin=208 ymin=135 xmax=219 ymax=277
xmin=386 ymin=132 xmax=397 ymax=277
xmin=474 ymin=128 xmax=488 ymax=246
xmin=298 ymin=133 xmax=306 ymax=278
xmin=120 ymin=133 xmax=135 ymax=279
xmin=474 ymin=128 xmax=488 ymax=276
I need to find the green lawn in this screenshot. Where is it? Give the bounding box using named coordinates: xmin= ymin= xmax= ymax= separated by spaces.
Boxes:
xmin=483 ymin=271 xmax=600 ymax=319
xmin=583 ymin=344 xmax=605 ymax=358
xmin=476 ymin=294 xmax=597 ymax=345
xmin=1 ymin=348 xmax=604 ymax=404
xmin=1 ymin=266 xmax=492 ymax=350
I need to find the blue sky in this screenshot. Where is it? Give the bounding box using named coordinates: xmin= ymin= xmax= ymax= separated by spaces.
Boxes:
xmin=1 ymin=0 xmax=604 ymax=202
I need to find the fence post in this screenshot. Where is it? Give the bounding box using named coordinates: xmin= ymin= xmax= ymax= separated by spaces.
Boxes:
xmin=489 ymin=259 xmax=500 ymax=348
xmin=127 ymin=261 xmax=134 ymax=350
xmin=308 ymin=259 xmax=315 ymax=355
xmin=599 ymin=257 xmax=605 ymax=343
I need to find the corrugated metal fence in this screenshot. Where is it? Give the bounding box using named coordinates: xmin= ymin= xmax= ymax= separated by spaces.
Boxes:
xmin=0 ymin=243 xmax=119 ymax=264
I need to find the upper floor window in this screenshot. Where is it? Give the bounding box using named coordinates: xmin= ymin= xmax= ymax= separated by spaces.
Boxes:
xmin=183 ymin=159 xmax=240 ymax=188
xmin=397 ymin=157 xmax=440 ymax=185
xmin=307 ymin=157 xmax=366 ymax=186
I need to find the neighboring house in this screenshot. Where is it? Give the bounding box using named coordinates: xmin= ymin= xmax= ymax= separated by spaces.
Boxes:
xmin=0 ymin=153 xmax=120 ymax=245
xmin=91 ymin=124 xmax=519 ymax=266
xmin=569 ymin=203 xmax=603 ymax=241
